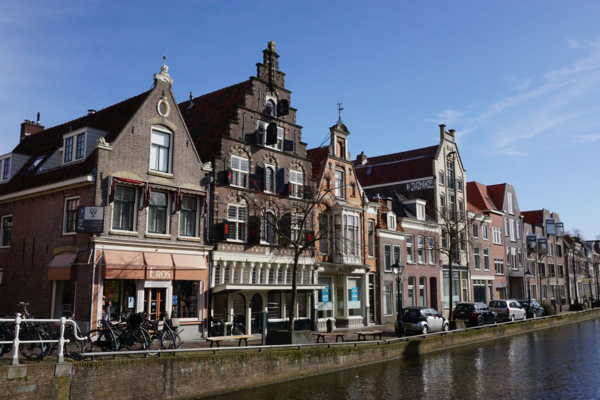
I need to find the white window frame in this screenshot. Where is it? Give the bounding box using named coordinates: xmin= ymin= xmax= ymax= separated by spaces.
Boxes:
xmin=111 ymin=185 xmax=138 ymax=232
xmin=417 ymin=236 xmax=425 ymax=264
xmin=179 ymin=195 xmax=199 ymax=238
xmin=147 ymin=191 xmax=170 ymax=235
xmin=62 ymin=131 xmax=87 ymax=165
xmin=457 ymin=179 xmax=463 ymax=192
xmin=510 ymin=219 xmax=516 ymax=242
xmin=289 ymin=170 xmax=303 ymax=199
xmin=383 ymin=282 xmax=393 ymax=316
xmin=507 ymin=192 xmax=514 ymax=215
xmin=62 ymin=196 xmax=80 ymax=236
xmin=0 ymin=215 xmax=12 ymax=248
xmin=387 ymin=213 xmax=396 ymax=230
xmin=493 ymin=227 xmax=502 ymax=245
xmin=428 ymin=237 xmax=435 ymax=264
xmin=227 ymin=204 xmax=248 ymax=242
xmin=230 ymin=155 xmax=249 ymax=188
xmin=334 ymin=170 xmax=345 ymax=198
xmin=472 ymin=223 xmax=479 ymax=238
xmin=484 ymin=248 xmax=490 ymax=270
xmin=1 ymin=156 xmax=11 ymax=182
xmin=406 ymin=235 xmax=414 ymax=263
xmin=257 ymin=121 xmax=284 ymax=151
xmin=482 ymin=224 xmax=489 ymax=240
xmin=438 ymin=171 xmax=445 ymax=186
xmin=384 ymin=244 xmax=392 ymax=272
xmin=150 ymin=127 xmax=172 ymax=174
xmin=516 ymin=221 xmax=521 ymax=239
xmin=474 ymin=247 xmax=480 ymax=270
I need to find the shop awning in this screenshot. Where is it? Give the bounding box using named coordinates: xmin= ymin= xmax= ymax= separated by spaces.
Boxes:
xmin=144 ymin=252 xmax=174 ymax=267
xmin=103 ymin=250 xmax=145 ymax=279
xmin=172 ymin=254 xmax=207 ymax=269
xmin=47 ymin=253 xmax=76 ymax=280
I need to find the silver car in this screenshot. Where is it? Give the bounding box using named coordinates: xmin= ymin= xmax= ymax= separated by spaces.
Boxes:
xmin=401 ymin=307 xmax=449 ymax=334
xmin=489 ymin=300 xmax=527 ymax=322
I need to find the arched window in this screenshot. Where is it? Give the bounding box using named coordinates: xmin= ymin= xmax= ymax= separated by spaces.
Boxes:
xmin=265 ymin=99 xmax=276 ymax=116
xmin=264 ymin=166 xmax=276 ymax=193
xmin=263 ymin=211 xmax=277 ymax=245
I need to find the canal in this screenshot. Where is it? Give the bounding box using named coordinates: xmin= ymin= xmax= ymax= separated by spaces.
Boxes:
xmin=212 ymin=319 xmax=600 ymax=399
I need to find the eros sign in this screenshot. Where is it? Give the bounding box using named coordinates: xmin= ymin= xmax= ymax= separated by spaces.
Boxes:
xmin=148 ymin=268 xmax=173 ymax=280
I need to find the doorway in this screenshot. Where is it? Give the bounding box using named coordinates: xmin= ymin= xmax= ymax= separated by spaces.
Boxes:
xmin=250 ymin=294 xmax=263 ymax=334
xmin=145 ymin=288 xmax=166 ymax=320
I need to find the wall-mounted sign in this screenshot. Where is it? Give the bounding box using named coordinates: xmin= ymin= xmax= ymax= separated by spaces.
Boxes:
xmin=405 ymin=179 xmax=434 ymax=192
xmin=351 ymin=287 xmax=359 ymax=301
xmin=321 ymin=286 xmax=330 ymax=302
xmin=76 ymin=206 xmax=104 ymax=233
xmin=148 ymin=268 xmax=173 ymax=280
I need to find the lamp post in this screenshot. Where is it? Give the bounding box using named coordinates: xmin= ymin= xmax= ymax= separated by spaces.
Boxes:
xmin=524 ymin=269 xmax=532 ymax=303
xmin=393 ymin=263 xmax=405 ymax=338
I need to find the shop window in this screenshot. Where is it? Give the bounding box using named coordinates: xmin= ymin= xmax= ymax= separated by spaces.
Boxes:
xmin=172 ymin=281 xmax=200 ymax=319
xmin=347 ymin=277 xmax=362 ymax=316
xmin=383 ymin=282 xmax=393 ymax=315
xmin=318 ymin=276 xmax=333 ymax=319
xmin=103 ymin=279 xmax=121 ymax=321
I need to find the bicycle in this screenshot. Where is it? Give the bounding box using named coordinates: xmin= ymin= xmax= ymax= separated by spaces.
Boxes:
xmin=231 ymin=314 xmax=246 ymax=336
xmin=86 ymin=312 xmax=150 ymax=353
xmin=144 ymin=314 xmax=184 ymax=352
xmin=0 ymin=306 xmax=51 ymax=361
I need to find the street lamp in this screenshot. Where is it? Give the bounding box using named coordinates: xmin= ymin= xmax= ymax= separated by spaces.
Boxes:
xmin=524 ymin=269 xmax=532 ymax=303
xmin=393 ymin=263 xmax=405 ymax=338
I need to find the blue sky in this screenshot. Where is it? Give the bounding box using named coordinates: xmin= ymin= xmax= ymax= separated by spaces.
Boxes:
xmin=1 ymin=1 xmax=599 ymax=238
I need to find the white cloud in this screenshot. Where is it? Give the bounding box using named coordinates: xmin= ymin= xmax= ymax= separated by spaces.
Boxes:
xmin=567 ymin=39 xmax=585 ymax=49
xmin=505 ymin=76 xmax=532 ymax=91
xmin=425 ymin=109 xmax=463 ymax=125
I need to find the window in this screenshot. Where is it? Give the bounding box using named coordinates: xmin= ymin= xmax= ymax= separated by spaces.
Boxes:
xmin=383 ymin=282 xmax=393 ymax=316
xmin=406 ymin=236 xmax=414 ymax=263
xmin=264 ymin=166 xmax=276 ymax=193
xmin=493 ymin=227 xmax=502 ymax=245
xmin=318 ymin=276 xmax=333 ymax=318
xmin=265 ymin=99 xmax=276 ymax=116
xmin=417 ymin=203 xmax=425 ymax=220
xmin=1 ymin=157 xmax=10 ymax=181
xmin=442 ymin=229 xmax=448 ymax=249
xmin=75 ymin=133 xmax=85 ymax=160
xmin=504 ymin=217 xmax=509 ymax=236
xmin=458 ymin=200 xmax=464 ymax=220
xmin=179 ymin=196 xmax=198 ymax=237
xmin=289 ymin=170 xmax=303 ymax=198
xmin=518 ymin=248 xmax=522 ymax=266
xmin=408 ymin=277 xmax=415 ymax=307
xmin=227 ymin=204 xmax=247 ymax=242
xmin=63 ymin=197 xmax=79 ymax=234
xmin=495 ymin=258 xmax=504 ymax=275
xmin=484 ymin=248 xmax=490 ymax=270
xmin=482 ymin=224 xmax=489 ymax=240
xmin=438 ymin=171 xmax=445 ymax=186
xmin=112 ymin=186 xmax=136 ymax=231
xmin=516 ymin=221 xmax=521 ymax=239
xmin=440 ymin=195 xmax=446 ymax=214
xmin=334 ymin=170 xmax=344 ymax=198
xmin=419 ymin=277 xmax=427 ymax=306
xmin=64 ymin=137 xmax=73 ymax=163
xmin=344 ymin=213 xmax=360 ymax=255
xmin=230 ymin=156 xmax=249 ymax=188
xmin=387 ymin=213 xmax=396 ymax=230
xmin=291 ymin=213 xmax=301 ymax=243
xmin=319 ymin=213 xmax=329 ymax=254
xmin=510 ymin=219 xmax=516 ymax=242
xmin=1 ymin=215 xmax=12 ymax=247
xmin=417 ymin=236 xmax=425 ymax=263
xmin=473 ymin=223 xmax=479 ymax=238
xmin=150 ymin=129 xmax=171 ymax=173
xmin=557 ymin=244 xmax=563 ymax=257
xmin=367 ymin=220 xmax=374 ymax=257
xmin=547 ymin=242 xmax=554 ymax=256
xmin=148 ymin=191 xmax=169 ymax=234
xmin=384 ymin=244 xmax=391 ymax=272
xmin=428 ymin=238 xmax=435 ymax=263
xmin=394 ymin=245 xmax=402 ymax=266
xmin=474 ymin=247 xmax=480 ymax=269
xmin=457 ymin=180 xmax=463 ymax=192
xmin=449 ymin=195 xmax=456 ymax=222
xmin=262 ymin=211 xmax=277 ymax=245
xmin=447 ymin=160 xmax=455 ymax=190
xmin=508 ymin=192 xmax=514 ymax=214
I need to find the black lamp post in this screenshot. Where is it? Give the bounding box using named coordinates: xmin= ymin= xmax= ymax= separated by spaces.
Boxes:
xmin=393 ymin=263 xmax=405 ymax=338
xmin=524 ymin=269 xmax=532 ymax=303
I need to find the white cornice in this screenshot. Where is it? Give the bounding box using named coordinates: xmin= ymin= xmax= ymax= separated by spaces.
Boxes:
xmin=93 ymin=236 xmax=212 ymax=254
xmin=377 ymin=230 xmax=405 ymax=240
xmin=0 ymin=175 xmax=95 ymax=204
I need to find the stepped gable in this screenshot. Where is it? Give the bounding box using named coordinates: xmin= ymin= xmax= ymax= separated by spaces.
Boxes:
xmin=355 ymin=145 xmax=438 ymax=187
xmin=306 ymin=146 xmax=329 ymax=180
xmin=0 ymin=90 xmax=152 ymax=196
xmin=178 ymin=81 xmax=252 ymax=161
xmin=521 ymin=210 xmax=545 ymax=226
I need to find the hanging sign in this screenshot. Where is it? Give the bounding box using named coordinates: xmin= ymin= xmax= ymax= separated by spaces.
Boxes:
xmin=76 ymin=206 xmax=104 ymax=233
xmin=321 ymin=286 xmax=330 ymax=302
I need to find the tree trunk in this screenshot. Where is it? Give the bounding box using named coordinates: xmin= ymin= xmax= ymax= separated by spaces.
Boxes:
xmin=288 ymin=251 xmax=300 ymax=331
xmin=448 ymin=258 xmax=454 ymax=319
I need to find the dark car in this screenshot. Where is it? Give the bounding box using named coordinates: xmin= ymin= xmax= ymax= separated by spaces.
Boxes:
xmin=401 ymin=307 xmax=449 ymax=334
xmin=516 ymin=299 xmax=544 ymax=318
xmin=452 ymin=302 xmax=497 ymax=326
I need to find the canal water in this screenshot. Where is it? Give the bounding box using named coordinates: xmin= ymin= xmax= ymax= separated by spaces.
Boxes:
xmin=212 ymin=319 xmax=600 ymax=399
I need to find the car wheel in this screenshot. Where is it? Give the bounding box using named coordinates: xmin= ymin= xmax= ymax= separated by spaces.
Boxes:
xmin=477 ymin=316 xmax=483 ymax=326
xmin=510 ymin=314 xmax=515 ymax=322
xmin=443 ymin=323 xmax=449 ymax=332
xmin=422 ymin=325 xmax=428 ymax=335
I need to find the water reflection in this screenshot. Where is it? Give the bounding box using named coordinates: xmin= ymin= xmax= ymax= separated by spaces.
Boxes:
xmin=211 ymin=320 xmax=600 ymax=400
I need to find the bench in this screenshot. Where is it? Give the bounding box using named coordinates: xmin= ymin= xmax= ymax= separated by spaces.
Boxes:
xmin=312 ymin=332 xmax=346 ymax=343
xmin=230 ymin=335 xmax=254 ymax=347
xmin=355 ymin=330 xmax=383 ymax=341
xmin=206 ymin=337 xmax=226 ymax=348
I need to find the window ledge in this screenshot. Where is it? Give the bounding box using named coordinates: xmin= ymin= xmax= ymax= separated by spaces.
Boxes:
xmin=0 ymin=245 xmax=9 ymax=249
xmin=177 ymin=236 xmax=201 ymax=242
xmin=62 ymin=232 xmax=77 ymax=236
xmin=406 ymin=262 xmax=416 ymax=265
xmin=148 ymin=170 xmax=174 ymax=179
xmin=145 ymin=233 xmax=171 ymax=239
xmin=109 ymin=230 xmax=138 ymax=237
xmin=226 ymin=239 xmax=246 ymax=244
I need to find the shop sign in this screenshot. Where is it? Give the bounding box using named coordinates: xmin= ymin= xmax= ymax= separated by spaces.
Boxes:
xmin=321 ymin=286 xmax=330 ymax=302
xmin=144 ymin=280 xmax=171 ymax=288
xmin=172 ymin=295 xmax=178 ymax=306
xmin=405 ymin=179 xmax=434 ymax=192
xmin=351 ymin=287 xmax=358 ymax=301
xmin=76 ymin=206 xmax=104 ymax=233
xmin=148 ymin=268 xmax=173 ymax=280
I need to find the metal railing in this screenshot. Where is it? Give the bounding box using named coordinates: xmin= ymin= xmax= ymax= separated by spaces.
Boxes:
xmin=0 ymin=313 xmax=88 ymax=365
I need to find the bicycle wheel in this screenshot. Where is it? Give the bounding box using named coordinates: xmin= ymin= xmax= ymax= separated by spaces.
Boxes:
xmin=87 ymin=329 xmax=117 ymax=352
xmin=148 ymin=333 xmax=161 ymax=356
xmin=232 ymin=324 xmax=246 ymax=335
xmin=122 ymin=328 xmax=149 ymax=351
xmin=64 ymin=328 xmax=88 ymax=361
xmin=19 ymin=329 xmax=51 ymax=361
xmin=0 ymin=328 xmax=13 ymax=355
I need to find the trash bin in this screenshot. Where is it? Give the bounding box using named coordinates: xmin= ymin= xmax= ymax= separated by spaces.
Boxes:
xmin=326 ymin=318 xmax=334 ymax=333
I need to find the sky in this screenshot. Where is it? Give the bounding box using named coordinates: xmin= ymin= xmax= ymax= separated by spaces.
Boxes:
xmin=1 ymin=1 xmax=599 ymax=238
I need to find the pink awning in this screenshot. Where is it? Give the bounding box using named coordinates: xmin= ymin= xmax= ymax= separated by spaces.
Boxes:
xmin=48 ymin=254 xmax=76 ymax=267
xmin=172 ymin=254 xmax=207 ymax=269
xmin=144 ymin=253 xmax=174 ymax=268
xmin=103 ymin=250 xmax=144 ymax=267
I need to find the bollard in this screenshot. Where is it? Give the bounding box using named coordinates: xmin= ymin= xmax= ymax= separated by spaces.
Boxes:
xmin=326 ymin=318 xmax=334 ymax=333
xmin=11 ymin=313 xmax=21 ymax=366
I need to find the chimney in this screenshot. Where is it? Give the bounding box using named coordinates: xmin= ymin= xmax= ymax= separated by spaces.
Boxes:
xmin=356 ymin=151 xmax=367 ymax=165
xmin=20 ymin=115 xmax=44 ymax=141
xmin=87 ymin=109 xmax=97 ymax=115
xmin=382 ymin=196 xmax=393 ymax=211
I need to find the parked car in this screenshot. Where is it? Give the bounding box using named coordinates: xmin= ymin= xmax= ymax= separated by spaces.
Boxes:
xmin=516 ymin=299 xmax=544 ymax=318
xmin=452 ymin=302 xmax=497 ymax=326
xmin=401 ymin=307 xmax=449 ymax=334
xmin=489 ymin=300 xmax=527 ymax=322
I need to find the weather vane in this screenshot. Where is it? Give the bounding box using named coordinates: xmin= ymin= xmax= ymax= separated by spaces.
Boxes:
xmin=336 ymin=102 xmax=344 ymax=124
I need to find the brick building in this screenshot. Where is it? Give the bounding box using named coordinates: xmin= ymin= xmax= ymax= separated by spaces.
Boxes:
xmin=0 ymin=62 xmax=211 ymax=336
xmin=179 ymin=42 xmax=320 ymax=334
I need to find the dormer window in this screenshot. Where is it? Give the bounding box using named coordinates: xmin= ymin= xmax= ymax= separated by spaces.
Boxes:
xmin=265 ymin=99 xmax=276 ymax=117
xmin=63 ymin=133 xmax=86 ymax=164
xmin=1 ymin=157 xmax=10 ymax=181
xmin=417 ymin=203 xmax=425 ymax=221
xmin=386 ymin=212 xmax=396 ymax=230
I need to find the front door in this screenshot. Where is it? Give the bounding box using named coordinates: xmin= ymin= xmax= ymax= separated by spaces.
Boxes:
xmin=250 ymin=294 xmax=263 ymax=334
xmin=145 ymin=288 xmax=166 ymax=320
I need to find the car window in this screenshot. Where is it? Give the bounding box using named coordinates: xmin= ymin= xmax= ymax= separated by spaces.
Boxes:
xmin=456 ymin=304 xmax=473 ymax=310
xmin=431 ymin=309 xmax=440 ymax=317
xmin=423 ymin=309 xmax=432 ymax=317
xmin=510 ymin=302 xmax=520 ymax=307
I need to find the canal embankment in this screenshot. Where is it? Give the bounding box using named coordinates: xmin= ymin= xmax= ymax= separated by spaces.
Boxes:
xmin=2 ymin=309 xmax=599 ymax=399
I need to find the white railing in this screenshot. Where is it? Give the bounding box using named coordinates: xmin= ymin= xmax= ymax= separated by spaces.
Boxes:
xmin=0 ymin=313 xmax=88 ymax=365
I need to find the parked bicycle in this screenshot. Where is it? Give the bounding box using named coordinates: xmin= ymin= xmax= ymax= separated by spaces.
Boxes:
xmin=144 ymin=313 xmax=184 ymax=352
xmin=86 ymin=312 xmax=150 ymax=353
xmin=0 ymin=303 xmax=52 ymax=361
